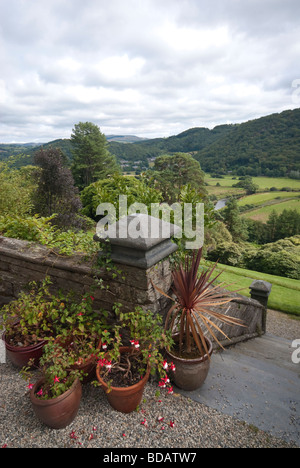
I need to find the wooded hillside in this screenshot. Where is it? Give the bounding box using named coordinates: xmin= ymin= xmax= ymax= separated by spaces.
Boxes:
xmin=1 ymin=108 xmax=299 ymax=177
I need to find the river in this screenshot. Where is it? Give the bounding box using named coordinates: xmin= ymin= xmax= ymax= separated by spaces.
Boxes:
xmin=214 ymin=199 xmax=228 ymax=210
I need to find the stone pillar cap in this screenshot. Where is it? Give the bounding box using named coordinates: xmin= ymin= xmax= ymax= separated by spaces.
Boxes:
xmin=98 ymin=213 xmax=181 ymax=251
xmin=95 ymin=214 xmax=181 ymax=269
xmin=249 ymin=280 xmax=272 ymax=294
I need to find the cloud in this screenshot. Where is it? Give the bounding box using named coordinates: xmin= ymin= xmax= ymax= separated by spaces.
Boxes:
xmin=0 ymin=0 xmax=300 ymax=142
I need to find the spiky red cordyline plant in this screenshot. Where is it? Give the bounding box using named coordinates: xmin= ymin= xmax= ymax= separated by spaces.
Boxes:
xmin=154 ymin=247 xmax=245 ymax=358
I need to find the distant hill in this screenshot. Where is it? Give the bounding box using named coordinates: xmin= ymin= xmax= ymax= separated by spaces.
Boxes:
xmin=0 ymin=139 xmax=74 ymax=166
xmin=1 ymin=108 xmax=299 ymax=177
xmin=105 ymin=135 xmax=148 ymax=143
xmin=195 ymin=108 xmax=300 ymax=177
xmin=0 ymin=143 xmax=39 ymax=161
xmin=107 ymin=125 xmax=233 ymax=170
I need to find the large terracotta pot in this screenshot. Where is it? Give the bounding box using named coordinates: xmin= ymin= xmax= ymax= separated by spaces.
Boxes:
xmin=165 ymin=335 xmax=213 ymax=391
xmin=96 ymin=346 xmax=150 ymax=413
xmin=2 ymin=326 xmax=47 ymax=368
xmin=30 ymin=377 xmax=82 ymax=429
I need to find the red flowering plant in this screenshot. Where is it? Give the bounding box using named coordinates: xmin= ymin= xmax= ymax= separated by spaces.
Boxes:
xmin=21 ymin=340 xmax=82 ymax=400
xmin=0 ymin=276 xmax=105 ymax=352
xmin=95 ymin=304 xmax=176 ymax=393
xmin=53 ymin=292 xmax=109 ymax=374
xmin=0 ymin=276 xmax=68 ymax=347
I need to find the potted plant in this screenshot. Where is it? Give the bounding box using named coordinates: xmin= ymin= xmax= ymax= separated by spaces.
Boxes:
xmin=54 ymin=332 xmax=101 ymax=384
xmin=153 ymin=247 xmax=245 ymax=391
xmin=22 ymin=341 xmax=83 ymax=429
xmin=0 ymin=277 xmax=65 ymax=368
xmin=54 ymin=294 xmax=106 ymax=383
xmin=95 ymin=304 xmax=175 ymax=413
xmin=1 ymin=277 xmax=107 ymax=371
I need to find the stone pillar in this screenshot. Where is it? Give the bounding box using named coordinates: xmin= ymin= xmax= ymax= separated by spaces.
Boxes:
xmin=94 ymin=214 xmax=181 ymax=317
xmin=98 ymin=213 xmax=180 ymax=269
xmin=249 ymin=280 xmax=272 ymax=333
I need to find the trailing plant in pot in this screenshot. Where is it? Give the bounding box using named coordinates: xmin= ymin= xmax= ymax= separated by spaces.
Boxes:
xmin=21 ymin=341 xmax=83 ymax=429
xmin=1 ymin=276 xmax=107 ymax=371
xmin=95 ymin=304 xmax=175 ymax=413
xmin=0 ymin=277 xmax=67 ymax=367
xmin=153 ymin=247 xmax=245 ymax=391
xmin=54 ymin=293 xmax=106 ymax=383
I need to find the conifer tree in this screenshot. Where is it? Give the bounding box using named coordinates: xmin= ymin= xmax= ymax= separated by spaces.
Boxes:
xmin=70 ymin=122 xmax=120 ymax=190
xmin=33 ymin=147 xmax=82 ymax=228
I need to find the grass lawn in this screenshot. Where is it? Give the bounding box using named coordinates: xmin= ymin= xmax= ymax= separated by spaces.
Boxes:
xmin=204 ymin=262 xmax=300 ymax=317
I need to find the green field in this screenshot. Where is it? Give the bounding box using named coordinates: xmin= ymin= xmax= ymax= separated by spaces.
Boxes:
xmin=205 ymin=175 xmax=300 ymax=191
xmin=206 ymin=175 xmax=300 ymax=221
xmin=206 ymin=185 xmax=245 ymax=198
xmin=241 ymin=198 xmax=300 ymax=222
xmin=204 ymin=175 xmax=300 ymax=316
xmin=207 ymin=262 xmax=300 ymax=317
xmin=238 ymin=191 xmax=300 ymax=207
xmin=252 ymin=177 xmax=300 ymax=191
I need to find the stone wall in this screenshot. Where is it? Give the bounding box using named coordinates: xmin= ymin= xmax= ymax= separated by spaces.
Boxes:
xmin=0 ymin=235 xmax=265 ymax=349
xmin=0 ymin=236 xmax=173 ymax=319
xmin=205 ymin=292 xmax=265 ymax=349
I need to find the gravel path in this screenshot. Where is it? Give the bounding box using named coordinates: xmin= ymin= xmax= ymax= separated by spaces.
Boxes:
xmin=0 ymin=309 xmax=299 ymax=449
xmin=266 ymin=309 xmax=300 ymax=341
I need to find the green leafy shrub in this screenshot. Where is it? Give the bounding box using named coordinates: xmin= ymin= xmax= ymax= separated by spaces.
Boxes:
xmin=0 ymin=162 xmax=37 ymax=217
xmin=207 ymin=236 xmax=300 ymax=280
xmin=0 ymin=214 xmax=97 ymax=256
xmin=247 ymin=237 xmax=300 ymax=279
xmin=80 ymin=174 xmax=162 ymax=220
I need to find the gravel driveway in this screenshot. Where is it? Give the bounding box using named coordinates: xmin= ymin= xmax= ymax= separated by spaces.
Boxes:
xmin=0 ymin=309 xmax=299 ymax=449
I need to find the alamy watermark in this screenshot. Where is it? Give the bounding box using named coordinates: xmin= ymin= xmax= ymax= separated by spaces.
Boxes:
xmin=291 ymin=79 xmax=300 ymax=104
xmin=0 ymin=338 xmax=6 ymax=364
xmin=291 ymin=339 xmax=300 ymax=364
xmin=95 ymin=195 xmax=204 ymax=250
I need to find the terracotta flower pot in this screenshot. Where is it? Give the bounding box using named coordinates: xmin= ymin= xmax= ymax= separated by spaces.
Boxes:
xmin=96 ymin=346 xmax=150 ymax=413
xmin=73 ymin=353 xmax=98 ymax=384
xmin=165 ymin=335 xmax=213 ymax=391
xmin=30 ymin=377 xmax=82 ymax=429
xmin=2 ymin=326 xmax=47 ymax=368
xmin=55 ymin=336 xmax=102 ymax=384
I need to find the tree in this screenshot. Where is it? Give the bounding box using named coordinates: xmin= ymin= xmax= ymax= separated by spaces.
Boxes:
xmin=244 ymin=218 xmax=268 ymax=244
xmin=0 ymin=160 xmax=36 ymax=217
xmin=33 ymin=147 xmax=82 ymax=228
xmin=266 ymin=210 xmax=279 ymax=242
xmin=147 ymin=153 xmax=207 ymax=203
xmin=221 ymin=198 xmax=248 ymax=241
xmin=233 ymin=176 xmax=258 ymax=194
xmin=70 ymin=122 xmax=120 ymax=190
xmin=266 ymin=209 xmax=300 ymax=243
xmin=276 ymin=209 xmax=300 ymax=240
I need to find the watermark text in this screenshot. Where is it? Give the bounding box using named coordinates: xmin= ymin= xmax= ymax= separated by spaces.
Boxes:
xmin=96 ymin=195 xmax=204 ymax=249
xmin=291 ymin=339 xmax=300 ymax=364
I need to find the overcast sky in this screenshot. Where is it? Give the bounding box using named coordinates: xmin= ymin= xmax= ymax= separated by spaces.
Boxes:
xmin=1 ymin=0 xmax=300 ymax=143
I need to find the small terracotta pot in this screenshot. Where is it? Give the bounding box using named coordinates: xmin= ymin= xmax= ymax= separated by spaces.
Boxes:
xmin=96 ymin=346 xmax=150 ymax=413
xmin=165 ymin=335 xmax=213 ymax=391
xmin=30 ymin=377 xmax=82 ymax=429
xmin=2 ymin=325 xmax=47 ymax=368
